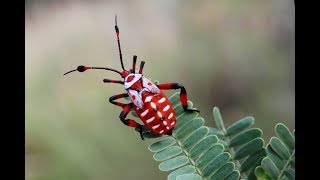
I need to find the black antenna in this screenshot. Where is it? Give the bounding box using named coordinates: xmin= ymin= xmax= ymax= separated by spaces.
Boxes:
xmin=115 ymin=14 xmax=125 ymax=70
xmin=63 ymin=66 xmax=122 ymax=76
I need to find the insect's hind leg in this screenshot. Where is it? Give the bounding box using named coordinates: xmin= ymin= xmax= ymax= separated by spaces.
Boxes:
xmin=157 ymin=83 xmax=200 ymax=113
xmin=120 ymin=104 xmax=144 ymax=140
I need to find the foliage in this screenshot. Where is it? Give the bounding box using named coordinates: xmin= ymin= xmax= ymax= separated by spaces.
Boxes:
xmin=136 ymin=92 xmax=294 ymax=180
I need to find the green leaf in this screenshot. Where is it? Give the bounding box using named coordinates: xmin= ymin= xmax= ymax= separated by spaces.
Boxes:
xmin=174 ymin=117 xmax=204 ymax=140
xmin=209 ymin=162 xmax=235 ymax=180
xmin=148 ymin=137 xmax=176 ymax=152
xmin=229 ymin=128 xmax=262 ymax=147
xmin=174 ymin=101 xmax=193 ymax=116
xmin=270 ymin=137 xmax=290 ymax=160
xmin=176 ymin=174 xmax=202 ymax=180
xmin=240 ymin=148 xmax=266 ymax=173
xmin=254 ymin=166 xmax=271 ymax=180
xmin=208 ymin=127 xmax=225 ymax=138
xmin=275 ymin=123 xmax=295 ymax=151
xmin=196 ymin=144 xmax=224 ymax=169
xmin=226 ymin=116 xmax=254 ymax=137
xmin=175 ymin=111 xmax=198 ymax=130
xmin=169 ymin=92 xmax=181 ymax=107
xmin=224 ymin=170 xmax=240 ymax=180
xmin=234 ymin=138 xmax=264 ymax=160
xmin=265 ymin=145 xmax=284 ymax=170
xmin=181 ymin=127 xmax=209 ymax=149
xmin=283 ymin=168 xmax=295 ymax=180
xmin=153 ymin=146 xmax=182 ymax=161
xmin=202 ymin=152 xmax=231 ymax=177
xmin=213 ymin=107 xmax=225 ymax=131
xmin=167 ymin=165 xmax=196 ymax=180
xmin=189 ymin=135 xmax=218 ymax=159
xmin=261 ymin=157 xmax=279 ymax=179
xmin=159 ymin=155 xmax=189 ymax=171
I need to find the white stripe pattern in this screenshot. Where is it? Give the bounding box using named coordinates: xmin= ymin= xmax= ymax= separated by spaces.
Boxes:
xmin=141 ymin=109 xmax=149 ymax=117
xmin=166 ymin=126 xmax=170 ymax=130
xmin=163 ymin=105 xmax=170 ymax=112
xmin=146 ymin=117 xmax=155 ymax=123
xmin=159 ymin=130 xmax=164 ymax=134
xmin=163 ymin=121 xmax=167 ymax=125
xmin=152 ymin=124 xmax=160 ymax=129
xmin=171 ymin=121 xmax=175 ymax=126
xmin=151 ymin=102 xmax=157 ymax=109
xmin=168 ymin=113 xmax=173 ymax=119
xmin=145 ymin=96 xmax=153 ymax=102
xmin=158 ymin=97 xmax=166 ymax=103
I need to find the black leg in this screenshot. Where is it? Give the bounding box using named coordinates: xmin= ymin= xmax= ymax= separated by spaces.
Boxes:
xmin=119 ymin=104 xmax=144 ymax=140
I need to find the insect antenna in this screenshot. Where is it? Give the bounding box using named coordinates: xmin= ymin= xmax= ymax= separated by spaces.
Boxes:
xmin=115 ymin=14 xmax=125 ymax=71
xmin=63 ymin=66 xmax=122 ymax=76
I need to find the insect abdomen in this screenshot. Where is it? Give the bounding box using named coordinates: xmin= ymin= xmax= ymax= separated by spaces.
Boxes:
xmin=134 ymin=91 xmax=176 ymax=134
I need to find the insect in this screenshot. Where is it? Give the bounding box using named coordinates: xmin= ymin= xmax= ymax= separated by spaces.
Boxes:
xmin=64 ymin=15 xmax=199 ymax=140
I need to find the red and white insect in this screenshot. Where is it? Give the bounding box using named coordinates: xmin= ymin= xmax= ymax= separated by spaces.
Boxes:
xmin=64 ymin=15 xmax=199 ymax=140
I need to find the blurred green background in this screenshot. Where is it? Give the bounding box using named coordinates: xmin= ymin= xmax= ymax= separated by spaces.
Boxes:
xmin=26 ymin=0 xmax=295 ymax=179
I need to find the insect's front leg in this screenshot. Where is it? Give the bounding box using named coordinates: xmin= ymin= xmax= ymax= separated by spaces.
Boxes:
xmin=157 ymin=83 xmax=200 ymax=113
xmin=119 ymin=103 xmax=144 ymax=140
xmin=109 ymin=93 xmax=144 ymax=140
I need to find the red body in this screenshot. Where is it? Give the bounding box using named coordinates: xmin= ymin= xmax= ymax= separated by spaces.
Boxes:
xmin=125 ymin=75 xmax=176 ymax=135
xmin=134 ymin=91 xmax=176 ymax=135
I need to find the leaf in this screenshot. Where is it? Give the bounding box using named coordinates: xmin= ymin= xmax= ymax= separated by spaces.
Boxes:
xmin=269 ymin=137 xmax=290 ymax=160
xmin=275 ymin=123 xmax=295 ymax=151
xmin=259 ymin=123 xmax=295 ymax=180
xmin=213 ymin=107 xmax=225 ymax=131
xmin=211 ymin=108 xmax=264 ymax=179
xmin=175 ymin=117 xmax=204 ymax=140
xmin=261 ymin=157 xmax=279 ymax=179
xmin=240 ymin=148 xmax=266 ymax=173
xmin=224 ymin=170 xmax=240 ymax=180
xmin=189 ymin=135 xmax=218 ymax=159
xmin=254 ymin=166 xmax=271 ymax=180
xmin=209 ymin=162 xmax=235 ymax=180
xmin=208 ymin=127 xmax=225 ymax=138
xmin=265 ymin=145 xmax=284 ymax=170
xmin=153 ymin=146 xmax=182 ymax=161
xmin=176 ymin=174 xmax=202 ymax=180
xmin=148 ymin=137 xmax=176 ymax=152
xmin=195 ymin=144 xmax=224 ymax=169
xmin=167 ymin=165 xmax=196 ymax=180
xmin=234 ymin=138 xmax=264 ymax=160
xmin=159 ymin=155 xmax=189 ymax=171
xmin=226 ymin=116 xmax=254 ymax=137
xmin=181 ymin=127 xmax=209 ymax=149
xmin=229 ymin=128 xmax=262 ymax=147
xmin=202 ymin=152 xmax=231 ymax=177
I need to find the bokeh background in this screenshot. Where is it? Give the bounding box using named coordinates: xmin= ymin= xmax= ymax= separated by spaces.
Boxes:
xmin=26 ymin=0 xmax=295 ymax=180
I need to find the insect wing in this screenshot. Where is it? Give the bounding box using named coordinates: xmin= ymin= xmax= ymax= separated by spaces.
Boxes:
xmin=142 ymin=77 xmax=160 ymax=94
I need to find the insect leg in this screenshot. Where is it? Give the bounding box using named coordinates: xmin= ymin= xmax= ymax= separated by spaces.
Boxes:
xmin=109 ymin=93 xmax=129 ymax=108
xmin=120 ymin=103 xmax=144 ymax=140
xmin=103 ymin=79 xmax=124 ymax=84
xmin=131 ymin=55 xmax=137 ymax=73
xmin=138 ymin=61 xmax=145 ymax=74
xmin=157 ymin=83 xmax=200 ymax=113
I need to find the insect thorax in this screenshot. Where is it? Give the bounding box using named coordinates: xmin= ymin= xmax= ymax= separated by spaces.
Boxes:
xmin=124 ymin=73 xmax=160 ymax=109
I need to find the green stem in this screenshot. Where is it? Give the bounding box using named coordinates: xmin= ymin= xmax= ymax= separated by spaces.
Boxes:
xmin=277 ymin=149 xmax=295 ymax=180
xmin=173 ymin=133 xmax=204 ymax=179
